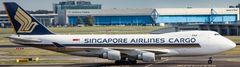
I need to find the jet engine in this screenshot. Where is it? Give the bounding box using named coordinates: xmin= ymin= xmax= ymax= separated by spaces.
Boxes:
xmin=102 ymin=50 xmax=121 ymax=60
xmin=137 ymin=52 xmax=155 ymax=62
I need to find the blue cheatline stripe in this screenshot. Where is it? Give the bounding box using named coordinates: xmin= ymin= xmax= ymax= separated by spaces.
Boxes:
xmin=20 ymin=43 xmax=201 ymax=48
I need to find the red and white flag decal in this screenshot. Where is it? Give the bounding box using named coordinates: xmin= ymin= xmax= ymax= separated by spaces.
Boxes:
xmin=72 ymin=38 xmax=80 ymax=41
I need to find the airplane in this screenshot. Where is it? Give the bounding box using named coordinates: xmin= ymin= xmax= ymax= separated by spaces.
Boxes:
xmin=3 ymin=2 xmax=236 ymax=64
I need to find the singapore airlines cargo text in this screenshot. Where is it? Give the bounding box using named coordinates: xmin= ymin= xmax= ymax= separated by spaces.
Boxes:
xmin=84 ymin=38 xmax=196 ymax=44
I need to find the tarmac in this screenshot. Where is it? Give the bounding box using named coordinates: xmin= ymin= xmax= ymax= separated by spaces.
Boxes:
xmin=0 ymin=46 xmax=239 ymax=67
xmin=0 ymin=55 xmax=239 ymax=67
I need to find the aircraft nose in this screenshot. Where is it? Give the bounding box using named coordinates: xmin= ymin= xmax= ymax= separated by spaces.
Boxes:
xmin=228 ymin=40 xmax=236 ymax=49
xmin=224 ymin=38 xmax=236 ymax=50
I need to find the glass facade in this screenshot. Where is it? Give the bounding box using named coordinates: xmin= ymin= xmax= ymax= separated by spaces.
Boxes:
xmin=67 ymin=14 xmax=238 ymax=26
xmin=68 ymin=16 xmax=154 ymax=26
xmin=220 ymin=29 xmax=228 ymax=35
xmin=156 ymin=14 xmax=237 ymax=23
xmin=239 ymin=27 xmax=240 ymax=35
xmin=230 ymin=29 xmax=237 ymax=35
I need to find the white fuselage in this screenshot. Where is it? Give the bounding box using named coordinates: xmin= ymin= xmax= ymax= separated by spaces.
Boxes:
xmin=4 ymin=2 xmax=236 ymax=63
xmin=9 ymin=31 xmax=236 ymax=57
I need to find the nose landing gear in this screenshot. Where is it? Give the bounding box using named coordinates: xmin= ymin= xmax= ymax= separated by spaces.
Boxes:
xmin=208 ymin=57 xmax=213 ymax=64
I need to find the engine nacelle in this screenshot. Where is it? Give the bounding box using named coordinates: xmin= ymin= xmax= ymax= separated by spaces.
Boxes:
xmin=137 ymin=52 xmax=155 ymax=62
xmin=102 ymin=50 xmax=121 ymax=60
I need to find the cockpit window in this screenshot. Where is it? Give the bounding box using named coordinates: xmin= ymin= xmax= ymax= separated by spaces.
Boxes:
xmin=214 ymin=33 xmax=220 ymax=36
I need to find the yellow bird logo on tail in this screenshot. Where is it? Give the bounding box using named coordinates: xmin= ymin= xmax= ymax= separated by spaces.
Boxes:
xmin=14 ymin=8 xmax=38 ymax=33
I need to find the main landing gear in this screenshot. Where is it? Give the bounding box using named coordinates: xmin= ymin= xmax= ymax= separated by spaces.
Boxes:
xmin=208 ymin=57 xmax=213 ymax=64
xmin=115 ymin=58 xmax=137 ymax=65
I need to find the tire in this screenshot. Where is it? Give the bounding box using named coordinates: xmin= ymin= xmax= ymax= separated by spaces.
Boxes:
xmin=115 ymin=60 xmax=137 ymax=65
xmin=130 ymin=60 xmax=137 ymax=64
xmin=208 ymin=60 xmax=212 ymax=64
xmin=115 ymin=60 xmax=121 ymax=64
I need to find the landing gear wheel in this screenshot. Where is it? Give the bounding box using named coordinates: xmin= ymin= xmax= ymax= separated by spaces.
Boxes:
xmin=208 ymin=57 xmax=213 ymax=64
xmin=128 ymin=60 xmax=137 ymax=64
xmin=115 ymin=60 xmax=121 ymax=64
xmin=208 ymin=60 xmax=212 ymax=64
xmin=114 ymin=58 xmax=137 ymax=65
xmin=114 ymin=60 xmax=129 ymax=65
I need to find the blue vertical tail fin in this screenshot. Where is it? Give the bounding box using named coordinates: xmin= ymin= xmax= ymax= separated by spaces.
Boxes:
xmin=3 ymin=2 xmax=54 ymax=35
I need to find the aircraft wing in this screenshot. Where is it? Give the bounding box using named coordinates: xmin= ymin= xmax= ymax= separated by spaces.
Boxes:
xmin=114 ymin=48 xmax=169 ymax=54
xmin=52 ymin=42 xmax=169 ymax=55
xmin=50 ymin=42 xmax=178 ymax=62
xmin=64 ymin=46 xmax=169 ymax=55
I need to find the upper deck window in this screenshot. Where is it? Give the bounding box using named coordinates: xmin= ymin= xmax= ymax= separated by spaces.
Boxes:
xmin=192 ymin=34 xmax=197 ymax=36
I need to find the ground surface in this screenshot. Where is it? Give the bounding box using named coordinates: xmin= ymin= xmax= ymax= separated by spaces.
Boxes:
xmin=0 ymin=55 xmax=239 ymax=67
xmin=0 ymin=46 xmax=238 ymax=67
xmin=0 ymin=26 xmax=239 ymax=67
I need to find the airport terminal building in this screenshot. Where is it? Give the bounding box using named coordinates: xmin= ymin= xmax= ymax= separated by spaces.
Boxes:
xmin=53 ymin=0 xmax=101 ymax=13
xmin=57 ymin=8 xmax=239 ymax=26
xmin=155 ymin=8 xmax=239 ymax=24
xmin=0 ymin=0 xmax=240 ymax=27
xmin=0 ymin=8 xmax=239 ymax=27
xmin=57 ymin=8 xmax=154 ymax=26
